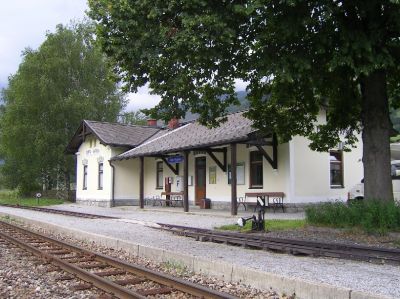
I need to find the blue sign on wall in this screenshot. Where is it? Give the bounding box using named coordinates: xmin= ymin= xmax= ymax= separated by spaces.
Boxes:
xmin=167 ymin=155 xmax=184 ymax=164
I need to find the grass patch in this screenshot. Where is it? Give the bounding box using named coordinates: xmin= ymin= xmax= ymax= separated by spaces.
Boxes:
xmin=0 ymin=189 xmax=19 ymax=200
xmin=0 ymin=189 xmax=64 ymax=206
xmin=0 ymin=196 xmax=63 ymax=207
xmin=306 ymin=200 xmax=400 ymax=235
xmin=162 ymin=260 xmax=190 ymax=276
xmin=217 ymin=219 xmax=306 ymax=232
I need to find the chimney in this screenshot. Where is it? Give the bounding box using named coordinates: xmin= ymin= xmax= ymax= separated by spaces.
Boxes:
xmin=147 ymin=119 xmax=157 ymax=127
xmin=167 ymin=117 xmax=179 ymax=130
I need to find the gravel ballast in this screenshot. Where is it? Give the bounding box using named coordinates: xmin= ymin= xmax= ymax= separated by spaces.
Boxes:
xmin=0 ymin=240 xmax=106 ymax=299
xmin=0 ymin=204 xmax=399 ymax=298
xmin=0 ymin=216 xmax=278 ymax=299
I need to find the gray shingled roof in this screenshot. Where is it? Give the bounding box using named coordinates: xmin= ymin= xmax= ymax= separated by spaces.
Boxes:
xmin=85 ymin=120 xmax=161 ymax=147
xmin=66 ymin=120 xmax=162 ymax=154
xmin=113 ymin=111 xmax=256 ymax=160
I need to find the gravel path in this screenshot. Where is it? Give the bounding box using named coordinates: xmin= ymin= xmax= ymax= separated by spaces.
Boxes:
xmin=0 ymin=204 xmax=399 ymax=298
xmin=46 ymin=204 xmax=306 ymax=227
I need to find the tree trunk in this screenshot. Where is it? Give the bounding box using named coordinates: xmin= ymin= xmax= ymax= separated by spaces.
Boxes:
xmin=64 ymin=171 xmax=71 ymax=192
xmin=361 ymin=70 xmax=393 ymax=201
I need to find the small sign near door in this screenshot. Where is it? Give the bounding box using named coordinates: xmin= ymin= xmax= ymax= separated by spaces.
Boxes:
xmin=167 ymin=155 xmax=183 ymax=164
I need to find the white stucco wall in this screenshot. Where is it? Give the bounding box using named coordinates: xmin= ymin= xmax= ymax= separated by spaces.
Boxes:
xmin=139 ymin=144 xmax=291 ymax=205
xmin=113 ymin=158 xmax=140 ymax=202
xmin=75 ymin=135 xmax=113 ymax=206
xmin=289 ymin=137 xmax=363 ymax=204
xmin=202 ymin=144 xmax=291 ymax=203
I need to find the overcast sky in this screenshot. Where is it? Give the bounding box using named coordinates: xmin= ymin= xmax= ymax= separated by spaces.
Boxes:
xmin=0 ymin=1 xmax=247 ymax=112
xmin=0 ymin=0 xmax=161 ymax=111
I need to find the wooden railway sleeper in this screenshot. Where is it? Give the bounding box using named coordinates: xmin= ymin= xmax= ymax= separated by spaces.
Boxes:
xmin=79 ymin=263 xmax=109 ymax=269
xmin=113 ymin=278 xmax=145 ymax=286
xmin=92 ymin=269 xmax=126 ymax=277
xmin=137 ymin=287 xmax=173 ymax=296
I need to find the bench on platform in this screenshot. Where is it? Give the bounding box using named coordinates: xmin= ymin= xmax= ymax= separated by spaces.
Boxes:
xmin=238 ymin=192 xmax=285 ymax=213
xmin=157 ymin=192 xmax=184 ymax=207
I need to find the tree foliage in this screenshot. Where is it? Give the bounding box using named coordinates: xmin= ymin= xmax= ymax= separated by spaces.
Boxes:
xmin=118 ymin=110 xmax=148 ymax=126
xmin=88 ymin=1 xmax=400 ymax=200
xmin=0 ymin=21 xmax=126 ymax=194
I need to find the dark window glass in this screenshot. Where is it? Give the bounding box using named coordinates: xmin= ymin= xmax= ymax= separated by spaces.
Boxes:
xmin=391 ymin=163 xmax=400 ymax=179
xmin=197 ymin=167 xmax=206 ymax=186
xmin=98 ymin=163 xmax=103 ymax=190
xmin=83 ymin=165 xmax=88 ymax=190
xmin=330 ymin=151 xmax=343 ymax=187
xmin=250 ymin=151 xmax=263 ymax=188
xmin=156 ymin=161 xmax=163 ymax=189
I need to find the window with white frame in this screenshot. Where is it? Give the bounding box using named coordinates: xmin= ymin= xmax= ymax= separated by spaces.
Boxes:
xmin=330 ymin=151 xmax=343 ymax=188
xmin=250 ymin=151 xmax=263 ymax=188
xmin=156 ymin=161 xmax=163 ymax=189
xmin=98 ymin=163 xmax=103 ymax=190
xmin=83 ymin=165 xmax=88 ymax=190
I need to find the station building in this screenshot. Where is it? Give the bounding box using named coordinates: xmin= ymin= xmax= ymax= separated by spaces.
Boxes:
xmin=66 ymin=110 xmax=363 ymax=214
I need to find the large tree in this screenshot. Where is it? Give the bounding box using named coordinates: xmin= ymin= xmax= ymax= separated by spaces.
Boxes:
xmin=0 ymin=21 xmax=126 ymax=194
xmin=88 ymin=1 xmax=400 ymax=201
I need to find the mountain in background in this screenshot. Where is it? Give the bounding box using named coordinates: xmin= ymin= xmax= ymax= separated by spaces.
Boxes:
xmin=183 ymin=93 xmax=400 ymax=143
xmin=182 ymin=90 xmax=249 ymax=123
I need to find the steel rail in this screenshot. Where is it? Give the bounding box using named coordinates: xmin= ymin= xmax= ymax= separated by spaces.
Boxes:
xmin=157 ymin=223 xmax=400 ymax=265
xmin=0 ymin=220 xmax=237 ymax=299
xmin=0 ymin=228 xmax=147 ymax=299
xmin=0 ymin=204 xmax=117 ymax=219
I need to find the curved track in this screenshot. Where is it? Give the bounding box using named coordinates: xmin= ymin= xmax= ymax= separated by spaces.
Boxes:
xmin=0 ymin=203 xmax=117 ymax=219
xmin=0 ymin=220 xmax=236 ymax=299
xmin=2 ymin=204 xmax=399 ymax=265
xmin=156 ymin=223 xmax=400 ymax=265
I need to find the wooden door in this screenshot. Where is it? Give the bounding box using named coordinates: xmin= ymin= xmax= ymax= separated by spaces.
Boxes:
xmin=195 ymin=157 xmax=206 ymax=205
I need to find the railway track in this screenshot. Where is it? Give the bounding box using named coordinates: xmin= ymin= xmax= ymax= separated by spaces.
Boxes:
xmin=0 ymin=203 xmax=117 ymax=219
xmin=3 ymin=204 xmax=399 ymax=266
xmin=156 ymin=223 xmax=400 ymax=266
xmin=0 ymin=220 xmax=237 ymax=299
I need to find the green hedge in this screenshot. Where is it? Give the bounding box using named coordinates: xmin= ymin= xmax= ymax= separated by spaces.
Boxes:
xmin=305 ymin=200 xmax=400 ymax=234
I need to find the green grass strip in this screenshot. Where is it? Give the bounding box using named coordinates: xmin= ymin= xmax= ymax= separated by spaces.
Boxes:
xmin=0 ymin=197 xmax=64 ymax=207
xmin=217 ymin=219 xmax=306 ymax=232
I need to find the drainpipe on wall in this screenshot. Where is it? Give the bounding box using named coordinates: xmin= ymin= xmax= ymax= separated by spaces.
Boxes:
xmin=109 ymin=160 xmax=115 ymax=207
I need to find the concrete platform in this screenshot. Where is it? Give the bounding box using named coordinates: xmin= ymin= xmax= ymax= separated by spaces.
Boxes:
xmin=0 ymin=204 xmax=397 ymax=299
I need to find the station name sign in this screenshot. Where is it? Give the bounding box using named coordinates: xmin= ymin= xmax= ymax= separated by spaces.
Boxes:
xmin=167 ymin=155 xmax=184 ymax=164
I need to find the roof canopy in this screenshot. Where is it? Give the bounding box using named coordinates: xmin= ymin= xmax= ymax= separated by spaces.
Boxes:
xmin=65 ymin=120 xmax=162 ymax=154
xmin=112 ymin=111 xmax=260 ymax=160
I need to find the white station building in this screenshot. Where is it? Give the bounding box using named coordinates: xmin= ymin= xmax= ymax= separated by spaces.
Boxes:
xmin=66 ymin=111 xmax=363 ymax=214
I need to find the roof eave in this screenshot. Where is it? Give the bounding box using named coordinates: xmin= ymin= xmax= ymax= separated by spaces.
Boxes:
xmin=111 ymin=136 xmax=252 ymax=161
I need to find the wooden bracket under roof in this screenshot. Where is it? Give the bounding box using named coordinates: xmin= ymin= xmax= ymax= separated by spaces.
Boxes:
xmin=205 ymin=148 xmax=227 ymax=172
xmin=255 ymin=133 xmax=278 ymax=169
xmin=161 ymin=157 xmax=180 ymax=175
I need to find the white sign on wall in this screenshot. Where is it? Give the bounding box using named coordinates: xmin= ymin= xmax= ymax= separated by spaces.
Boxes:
xmin=176 ymin=176 xmax=183 ymax=192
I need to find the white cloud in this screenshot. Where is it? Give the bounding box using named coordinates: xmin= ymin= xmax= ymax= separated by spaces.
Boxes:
xmin=125 ymin=85 xmax=161 ymax=112
xmin=234 ymin=79 xmax=248 ymax=91
xmin=0 ymin=0 xmax=87 ymax=84
xmin=0 ymin=1 xmax=246 ymax=110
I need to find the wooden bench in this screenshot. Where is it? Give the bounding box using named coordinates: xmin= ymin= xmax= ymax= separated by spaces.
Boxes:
xmin=158 ymin=192 xmax=184 ymax=207
xmin=238 ymin=192 xmax=285 ymax=213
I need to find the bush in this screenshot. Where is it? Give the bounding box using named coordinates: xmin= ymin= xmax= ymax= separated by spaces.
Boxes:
xmin=305 ymin=200 xmax=400 ymax=234
xmin=0 ymin=189 xmax=20 ymax=200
